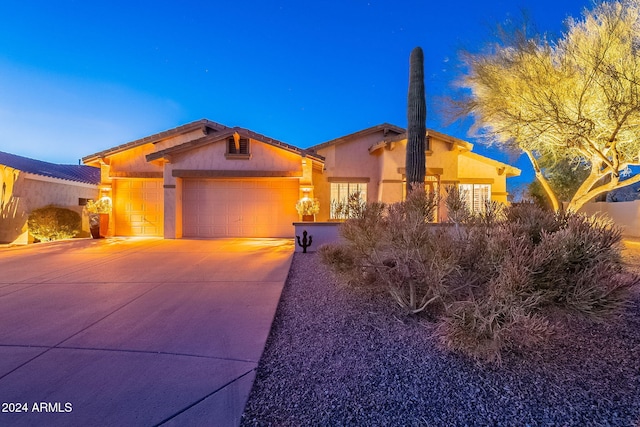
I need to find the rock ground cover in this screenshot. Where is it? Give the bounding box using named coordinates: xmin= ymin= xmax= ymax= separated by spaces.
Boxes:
xmin=241 ymin=245 xmax=640 ymax=426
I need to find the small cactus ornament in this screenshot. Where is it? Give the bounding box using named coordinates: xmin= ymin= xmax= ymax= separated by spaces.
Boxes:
xmin=296 ymin=230 xmax=313 ymax=253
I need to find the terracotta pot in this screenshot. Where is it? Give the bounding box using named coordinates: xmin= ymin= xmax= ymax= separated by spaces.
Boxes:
xmin=302 ymin=214 xmax=315 ymax=222
xmin=99 ymin=213 xmax=109 ymax=237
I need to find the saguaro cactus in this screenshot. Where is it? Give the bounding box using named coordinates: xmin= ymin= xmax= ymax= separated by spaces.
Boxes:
xmin=406 ymin=46 xmax=426 ymax=194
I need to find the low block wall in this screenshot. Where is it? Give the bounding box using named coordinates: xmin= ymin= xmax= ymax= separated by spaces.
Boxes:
xmin=293 ymin=222 xmax=343 ymax=253
xmin=579 ymin=201 xmax=640 ymax=238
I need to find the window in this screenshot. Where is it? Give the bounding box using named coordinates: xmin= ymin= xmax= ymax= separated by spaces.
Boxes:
xmin=226 ymin=136 xmax=250 ymax=158
xmin=459 ymin=184 xmax=491 ymax=213
xmin=330 ymin=182 xmax=367 ymax=219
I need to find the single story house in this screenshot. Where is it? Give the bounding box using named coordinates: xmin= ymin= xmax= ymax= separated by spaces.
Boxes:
xmin=81 ymin=119 xmax=520 ymax=239
xmin=0 ymin=151 xmax=100 ymax=244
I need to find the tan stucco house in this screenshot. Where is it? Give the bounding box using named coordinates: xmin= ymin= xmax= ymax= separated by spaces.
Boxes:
xmin=0 ymin=151 xmax=100 ymax=244
xmin=81 ymin=119 xmax=520 ymax=239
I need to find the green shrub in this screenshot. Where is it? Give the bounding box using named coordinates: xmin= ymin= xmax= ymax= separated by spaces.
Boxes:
xmin=321 ymin=200 xmax=639 ymax=363
xmin=28 ymin=205 xmax=81 ymax=242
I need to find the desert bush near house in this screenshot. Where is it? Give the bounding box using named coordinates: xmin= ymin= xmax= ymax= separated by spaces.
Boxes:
xmin=27 ymin=205 xmax=81 ymax=242
xmin=320 ymin=193 xmax=639 ymax=363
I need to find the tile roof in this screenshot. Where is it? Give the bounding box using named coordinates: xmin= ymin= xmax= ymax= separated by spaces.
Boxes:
xmin=82 ymin=119 xmax=229 ymax=163
xmin=146 ymin=127 xmax=325 ymax=163
xmin=307 ymin=123 xmax=406 ymax=152
xmin=369 ymin=129 xmax=474 ymax=150
xmin=0 ymin=151 xmax=101 ymax=185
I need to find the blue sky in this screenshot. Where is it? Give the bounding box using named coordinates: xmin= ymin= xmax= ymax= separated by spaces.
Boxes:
xmin=0 ymin=0 xmax=589 ymax=190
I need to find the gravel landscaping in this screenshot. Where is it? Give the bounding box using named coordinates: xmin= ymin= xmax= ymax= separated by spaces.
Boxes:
xmin=241 ymin=246 xmax=640 ymax=426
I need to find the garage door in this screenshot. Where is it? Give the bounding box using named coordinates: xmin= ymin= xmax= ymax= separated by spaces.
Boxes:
xmin=113 ymin=179 xmax=164 ymax=236
xmin=183 ymin=179 xmax=299 ymax=237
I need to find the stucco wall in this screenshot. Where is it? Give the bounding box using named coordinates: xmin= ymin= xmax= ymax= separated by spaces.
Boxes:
xmin=0 ymin=166 xmax=27 ymax=244
xmin=313 ymin=167 xmax=331 ymax=221
xmin=0 ymin=167 xmax=98 ymax=244
xmin=108 ymin=143 xmax=164 ymax=175
xmin=579 ymin=201 xmax=640 ymax=238
xmin=317 ymin=132 xmax=387 ymax=194
xmin=457 ymin=153 xmax=510 ymax=203
xmin=167 ymin=138 xmax=303 ymax=176
xmin=104 ymin=129 xmax=207 ymax=176
xmin=379 ymin=136 xmax=462 ymax=199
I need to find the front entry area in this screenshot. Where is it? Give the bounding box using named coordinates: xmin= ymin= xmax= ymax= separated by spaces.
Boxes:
xmin=182 ymin=178 xmax=299 ymax=238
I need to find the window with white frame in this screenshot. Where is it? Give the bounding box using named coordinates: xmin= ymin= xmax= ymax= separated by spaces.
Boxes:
xmin=459 ymin=184 xmax=491 ymax=213
xmin=330 ymin=182 xmax=367 ymax=219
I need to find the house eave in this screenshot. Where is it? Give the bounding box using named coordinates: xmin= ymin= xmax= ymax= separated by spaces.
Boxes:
xmin=82 ymin=119 xmax=229 ymax=164
xmin=461 ymin=151 xmax=521 ymax=178
xmin=308 ymin=123 xmax=405 ymax=152
xmin=145 ymin=127 xmax=325 ymax=164
xmin=368 ymin=129 xmax=474 ymax=154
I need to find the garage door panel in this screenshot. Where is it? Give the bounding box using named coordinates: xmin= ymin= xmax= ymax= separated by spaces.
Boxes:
xmin=114 ymin=179 xmax=164 ymax=237
xmin=183 ymin=179 xmax=298 ymax=238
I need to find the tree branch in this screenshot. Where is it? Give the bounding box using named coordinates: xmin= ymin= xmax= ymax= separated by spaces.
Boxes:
xmin=523 ymin=149 xmax=561 ymax=211
xmin=570 ymin=172 xmax=640 ymax=211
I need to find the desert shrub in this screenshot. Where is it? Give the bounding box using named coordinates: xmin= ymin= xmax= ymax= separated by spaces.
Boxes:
xmin=28 ymin=205 xmax=81 ymax=242
xmin=438 ymin=298 xmax=553 ymax=364
xmin=401 ymin=185 xmax=439 ymax=223
xmin=505 ymin=202 xmax=562 ymax=244
xmin=528 ymin=213 xmax=636 ymax=318
xmin=339 ymin=201 xmax=386 ymax=254
xmin=323 ymin=188 xmax=452 ymax=314
xmin=444 ymin=185 xmax=471 ymax=225
xmin=321 ymin=199 xmax=639 ymax=363
xmin=318 ymin=243 xmax=368 ymax=286
xmin=468 ymin=199 xmax=506 ymax=229
xmin=330 ymin=191 xmax=367 ymax=220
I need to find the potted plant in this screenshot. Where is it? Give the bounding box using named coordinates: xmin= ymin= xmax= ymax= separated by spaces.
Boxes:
xmin=295 ymin=197 xmax=320 ymax=221
xmin=86 ymin=197 xmax=112 ymax=238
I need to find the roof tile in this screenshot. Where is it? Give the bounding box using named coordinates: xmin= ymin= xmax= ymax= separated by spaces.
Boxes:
xmin=0 ymin=151 xmax=100 ymax=185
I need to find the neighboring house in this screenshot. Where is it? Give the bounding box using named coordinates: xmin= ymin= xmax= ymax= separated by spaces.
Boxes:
xmin=0 ymin=151 xmax=100 ymax=244
xmin=81 ymin=119 xmax=520 ymax=239
xmin=605 ymin=181 xmax=640 ymax=202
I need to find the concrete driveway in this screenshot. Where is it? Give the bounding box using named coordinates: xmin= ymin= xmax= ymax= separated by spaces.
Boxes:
xmin=0 ymin=237 xmax=294 ymax=426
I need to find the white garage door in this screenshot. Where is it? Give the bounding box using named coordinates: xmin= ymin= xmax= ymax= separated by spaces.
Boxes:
xmin=183 ymin=179 xmax=299 ymax=237
xmin=113 ymin=179 xmax=164 ymax=236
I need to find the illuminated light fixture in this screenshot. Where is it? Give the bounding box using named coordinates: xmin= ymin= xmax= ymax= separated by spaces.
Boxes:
xmin=100 ymin=186 xmax=112 ymax=198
